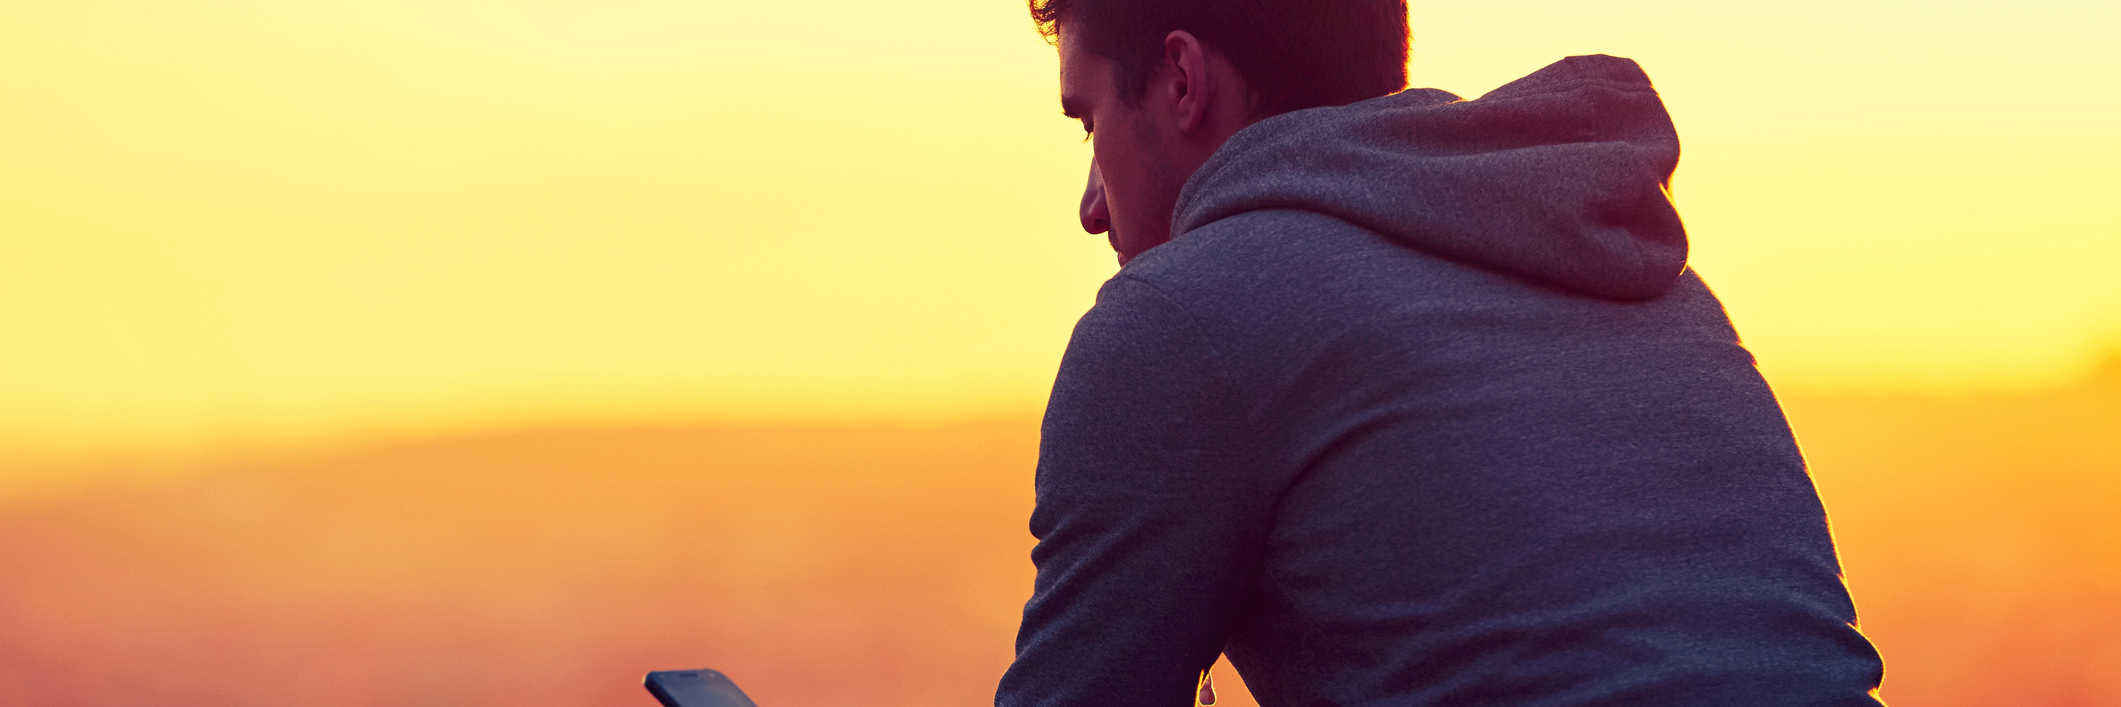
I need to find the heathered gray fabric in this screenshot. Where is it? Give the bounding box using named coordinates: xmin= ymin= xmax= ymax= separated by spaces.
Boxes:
xmin=999 ymin=55 xmax=1884 ymax=707
xmin=1176 ymin=55 xmax=1687 ymax=301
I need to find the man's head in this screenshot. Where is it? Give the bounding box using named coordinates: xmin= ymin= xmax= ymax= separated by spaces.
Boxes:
xmin=1039 ymin=0 xmax=1410 ymax=264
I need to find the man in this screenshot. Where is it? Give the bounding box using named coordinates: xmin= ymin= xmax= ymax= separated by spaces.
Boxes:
xmin=999 ymin=1 xmax=1886 ymax=706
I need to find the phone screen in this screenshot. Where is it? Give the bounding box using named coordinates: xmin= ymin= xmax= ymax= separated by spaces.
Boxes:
xmin=644 ymin=669 xmax=760 ymax=707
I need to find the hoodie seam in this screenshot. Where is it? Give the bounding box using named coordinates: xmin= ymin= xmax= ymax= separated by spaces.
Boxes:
xmin=1112 ymin=271 xmax=1364 ymax=706
xmin=1111 ymin=273 xmax=1258 ymax=436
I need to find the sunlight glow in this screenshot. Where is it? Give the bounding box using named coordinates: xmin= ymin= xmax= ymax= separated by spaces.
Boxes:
xmin=2 ymin=0 xmax=2115 ymax=461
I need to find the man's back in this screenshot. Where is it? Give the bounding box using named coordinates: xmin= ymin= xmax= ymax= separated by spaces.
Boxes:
xmin=1002 ymin=56 xmax=1884 ymax=706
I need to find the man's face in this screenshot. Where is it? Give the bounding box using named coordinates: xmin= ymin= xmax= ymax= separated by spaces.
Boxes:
xmin=1059 ymin=27 xmax=1185 ymax=265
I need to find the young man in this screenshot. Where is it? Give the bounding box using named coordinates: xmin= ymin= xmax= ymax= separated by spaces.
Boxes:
xmin=999 ymin=1 xmax=1887 ymax=706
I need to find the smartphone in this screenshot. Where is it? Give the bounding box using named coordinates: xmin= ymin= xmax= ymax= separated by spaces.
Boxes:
xmin=644 ymin=669 xmax=760 ymax=707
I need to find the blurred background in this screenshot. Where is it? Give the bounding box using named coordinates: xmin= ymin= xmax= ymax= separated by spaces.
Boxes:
xmin=1 ymin=0 xmax=2115 ymax=705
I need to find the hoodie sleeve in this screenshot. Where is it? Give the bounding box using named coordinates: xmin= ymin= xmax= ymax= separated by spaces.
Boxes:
xmin=996 ymin=275 xmax=1271 ymax=707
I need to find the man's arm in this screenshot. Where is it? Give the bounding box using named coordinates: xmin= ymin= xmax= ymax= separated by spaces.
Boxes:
xmin=997 ymin=275 xmax=1272 ymax=707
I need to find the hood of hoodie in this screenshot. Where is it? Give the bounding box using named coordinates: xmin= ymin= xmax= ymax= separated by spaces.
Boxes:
xmin=1171 ymin=55 xmax=1687 ymax=300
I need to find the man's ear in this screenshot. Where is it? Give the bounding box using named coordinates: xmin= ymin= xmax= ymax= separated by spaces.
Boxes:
xmin=1162 ymin=30 xmax=1214 ymax=134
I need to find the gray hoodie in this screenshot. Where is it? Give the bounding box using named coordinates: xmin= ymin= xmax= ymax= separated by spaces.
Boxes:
xmin=1000 ymin=56 xmax=1884 ymax=707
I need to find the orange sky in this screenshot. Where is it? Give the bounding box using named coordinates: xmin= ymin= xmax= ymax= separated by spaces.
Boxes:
xmin=1 ymin=377 xmax=2116 ymax=706
xmin=2 ymin=0 xmax=2117 ymax=475
xmin=0 ymin=4 xmax=2117 ymax=703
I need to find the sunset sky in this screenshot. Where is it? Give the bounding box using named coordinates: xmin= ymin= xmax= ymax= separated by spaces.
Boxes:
xmin=3 ymin=0 xmax=2117 ymax=470
xmin=2 ymin=2 xmax=2118 ymax=706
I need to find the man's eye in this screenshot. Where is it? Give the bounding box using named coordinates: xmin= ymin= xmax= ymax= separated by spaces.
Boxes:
xmin=1080 ymin=119 xmax=1094 ymax=142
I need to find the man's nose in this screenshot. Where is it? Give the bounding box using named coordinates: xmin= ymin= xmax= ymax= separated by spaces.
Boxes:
xmin=1080 ymin=160 xmax=1111 ymax=235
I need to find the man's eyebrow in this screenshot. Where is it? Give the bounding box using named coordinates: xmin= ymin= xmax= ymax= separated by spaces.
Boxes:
xmin=1060 ymin=95 xmax=1083 ymax=119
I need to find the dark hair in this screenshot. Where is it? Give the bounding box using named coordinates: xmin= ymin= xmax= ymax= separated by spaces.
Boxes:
xmin=1031 ymin=0 xmax=1409 ymax=118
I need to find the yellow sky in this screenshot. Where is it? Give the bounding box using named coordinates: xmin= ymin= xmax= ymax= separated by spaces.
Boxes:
xmin=2 ymin=0 xmax=2116 ymax=462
